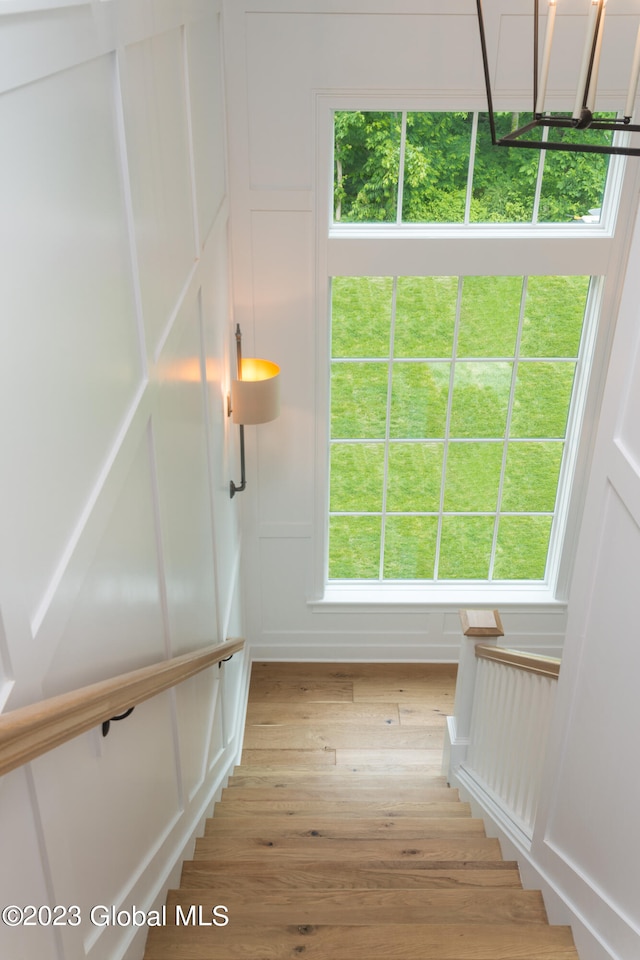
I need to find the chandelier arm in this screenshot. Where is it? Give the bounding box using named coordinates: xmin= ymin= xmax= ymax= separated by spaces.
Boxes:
xmin=476 ymin=0 xmax=498 ymax=147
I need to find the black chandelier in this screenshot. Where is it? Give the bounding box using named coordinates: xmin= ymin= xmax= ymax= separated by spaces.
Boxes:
xmin=476 ymin=0 xmax=640 ymax=156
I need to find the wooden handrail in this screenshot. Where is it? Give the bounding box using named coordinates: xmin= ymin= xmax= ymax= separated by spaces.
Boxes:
xmin=0 ymin=637 xmax=244 ymax=779
xmin=474 ymin=642 xmax=560 ymax=679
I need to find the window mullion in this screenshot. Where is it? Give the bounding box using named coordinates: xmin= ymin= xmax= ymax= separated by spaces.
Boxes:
xmin=396 ymin=112 xmax=407 ymax=224
xmin=531 ymin=124 xmax=549 ymax=224
xmin=488 ymin=276 xmax=528 ymax=580
xmin=464 ymin=111 xmax=479 ymax=224
xmin=379 ymin=278 xmax=398 ymax=579
xmin=434 ymin=277 xmax=464 ymax=581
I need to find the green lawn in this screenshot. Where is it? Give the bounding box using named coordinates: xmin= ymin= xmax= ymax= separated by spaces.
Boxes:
xmin=328 ymin=275 xmax=588 ymax=581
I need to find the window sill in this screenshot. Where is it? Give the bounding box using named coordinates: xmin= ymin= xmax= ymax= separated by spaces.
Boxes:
xmin=308 ymin=581 xmax=567 ymax=613
xmin=328 ymin=222 xmax=614 ymax=242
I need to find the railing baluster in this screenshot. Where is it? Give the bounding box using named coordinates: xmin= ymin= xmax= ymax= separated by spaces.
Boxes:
xmin=445 ymin=610 xmax=560 ymax=840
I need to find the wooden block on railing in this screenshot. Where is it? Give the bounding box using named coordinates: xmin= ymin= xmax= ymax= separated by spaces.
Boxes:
xmin=459 ymin=609 xmax=504 ymax=637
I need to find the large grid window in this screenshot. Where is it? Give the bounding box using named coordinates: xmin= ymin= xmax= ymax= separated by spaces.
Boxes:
xmin=328 ymin=275 xmax=591 ymax=582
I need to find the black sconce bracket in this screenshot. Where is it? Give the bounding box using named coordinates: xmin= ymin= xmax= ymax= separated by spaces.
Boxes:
xmin=229 ymin=324 xmax=246 ymax=499
xmin=102 ymin=707 xmax=135 ymax=738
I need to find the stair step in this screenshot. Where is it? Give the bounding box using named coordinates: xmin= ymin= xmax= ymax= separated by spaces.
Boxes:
xmin=242 ymin=723 xmax=445 ymax=750
xmin=180 ymin=859 xmax=523 ymax=891
xmin=228 ymin=769 xmax=450 ymax=784
xmin=245 ymin=702 xmax=406 ymax=724
xmin=222 ymin=784 xmax=455 ymax=802
xmin=240 ymin=748 xmax=444 ymax=769
xmin=193 ymin=836 xmax=503 ymax=861
xmin=143 ymin=663 xmax=580 ymax=960
xmin=143 ymin=921 xmax=579 ymax=959
xmin=245 ymin=702 xmax=448 ymax=726
xmin=213 ymin=799 xmax=471 ymax=818
xmin=250 ymin=661 xmax=458 ymax=679
xmin=204 ymin=816 xmax=486 ymax=839
xmin=165 ymin=888 xmax=548 ymax=924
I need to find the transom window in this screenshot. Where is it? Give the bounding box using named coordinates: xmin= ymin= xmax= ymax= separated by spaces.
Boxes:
xmin=328 ymin=275 xmax=591 ymax=582
xmin=334 ymin=110 xmax=612 ymax=225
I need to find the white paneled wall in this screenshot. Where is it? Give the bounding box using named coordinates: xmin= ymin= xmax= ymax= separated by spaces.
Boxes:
xmin=0 ymin=3 xmax=248 ymax=959
xmin=447 ymin=189 xmax=640 ymax=960
xmin=223 ymin=0 xmax=583 ymax=661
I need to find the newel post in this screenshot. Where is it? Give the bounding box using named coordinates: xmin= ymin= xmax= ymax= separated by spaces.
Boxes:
xmin=443 ymin=609 xmax=504 ymax=781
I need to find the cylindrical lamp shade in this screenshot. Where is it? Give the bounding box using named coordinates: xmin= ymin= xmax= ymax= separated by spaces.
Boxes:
xmin=231 ymin=358 xmax=280 ymax=425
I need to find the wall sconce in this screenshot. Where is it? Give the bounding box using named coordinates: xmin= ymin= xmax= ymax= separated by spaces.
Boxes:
xmin=476 ymin=0 xmax=640 ymax=156
xmin=228 ymin=324 xmax=280 ymax=498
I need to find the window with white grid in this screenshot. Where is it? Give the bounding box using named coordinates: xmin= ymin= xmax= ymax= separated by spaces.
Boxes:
xmin=324 ymin=108 xmax=618 ymax=586
xmin=329 ymin=274 xmax=592 ymax=581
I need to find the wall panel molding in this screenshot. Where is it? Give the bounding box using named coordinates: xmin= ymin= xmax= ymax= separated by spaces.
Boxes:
xmin=0 ymin=4 xmax=245 ymax=959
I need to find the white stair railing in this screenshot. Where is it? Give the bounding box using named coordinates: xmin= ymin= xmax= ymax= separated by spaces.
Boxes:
xmin=444 ymin=610 xmax=560 ymax=841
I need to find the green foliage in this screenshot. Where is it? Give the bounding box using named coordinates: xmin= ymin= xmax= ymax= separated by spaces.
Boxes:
xmin=329 ymin=516 xmax=381 ymax=578
xmin=449 ymin=362 xmax=513 ymax=438
xmin=330 ymin=443 xmax=385 ymax=513
xmin=331 ymin=362 xmax=388 ymax=438
xmin=402 ymin=113 xmax=471 ymax=222
xmin=334 ymin=110 xmax=610 ymax=224
xmin=443 ymin=443 xmax=503 ymax=512
xmin=471 ymin=113 xmax=539 ymax=223
xmin=328 ymin=272 xmax=586 ymax=582
xmin=394 ymin=277 xmax=458 ymax=357
xmin=458 ymin=277 xmax=523 ymax=356
xmin=384 ymin=516 xmax=438 ymax=579
xmin=521 ymin=277 xmax=589 ymax=356
xmin=501 ymin=442 xmax=563 ymax=512
xmin=389 ymin=362 xmax=450 ymax=439
xmin=332 ymin=277 xmax=393 ymax=357
xmin=328 ymin=111 xmax=601 ymax=580
xmin=493 ymin=516 xmax=552 ymax=580
xmin=387 ymin=443 xmax=443 ymax=512
xmin=438 ymin=516 xmax=494 ymax=580
xmin=537 ymin=119 xmax=612 ymax=223
xmin=510 ymin=362 xmax=576 ymax=437
xmin=334 ymin=111 xmax=401 ymax=222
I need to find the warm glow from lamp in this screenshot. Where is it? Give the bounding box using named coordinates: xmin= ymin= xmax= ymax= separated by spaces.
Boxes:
xmin=231 ymin=358 xmax=280 ymax=425
xmin=228 ymin=324 xmax=281 ymax=498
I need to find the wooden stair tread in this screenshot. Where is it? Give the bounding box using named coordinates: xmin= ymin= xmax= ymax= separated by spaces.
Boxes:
xmin=227 ymin=769 xmax=450 ymax=783
xmin=246 ymin=702 xmax=409 ymax=723
xmin=240 ymin=748 xmax=445 ymax=769
xmin=164 ymin=887 xmax=548 ymax=923
xmin=194 ymin=836 xmax=504 ymax=861
xmin=242 ymin=724 xmax=446 ymax=749
xmin=204 ymin=816 xmax=486 ymax=838
xmin=213 ymin=799 xmax=471 ymax=817
xmin=250 ymin=662 xmax=458 ymax=679
xmin=180 ymin=859 xmax=523 ymax=890
xmin=144 ymin=921 xmax=579 ymax=959
xmin=222 ymin=785 xmax=455 ymax=803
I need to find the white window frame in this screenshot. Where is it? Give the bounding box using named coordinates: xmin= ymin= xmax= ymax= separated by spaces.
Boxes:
xmin=311 ymin=93 xmax=632 ymax=608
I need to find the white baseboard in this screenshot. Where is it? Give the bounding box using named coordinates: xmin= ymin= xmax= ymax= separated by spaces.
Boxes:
xmin=248 ymin=639 xmax=458 ymax=662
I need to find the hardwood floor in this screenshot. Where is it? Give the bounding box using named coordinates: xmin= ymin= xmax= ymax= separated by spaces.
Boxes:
xmin=242 ymin=662 xmax=455 ymax=772
xmin=144 ymin=661 xmax=580 ymax=959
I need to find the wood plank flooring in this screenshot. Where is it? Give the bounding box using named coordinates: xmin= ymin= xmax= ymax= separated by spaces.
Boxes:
xmin=144 ymin=661 xmax=580 ymax=959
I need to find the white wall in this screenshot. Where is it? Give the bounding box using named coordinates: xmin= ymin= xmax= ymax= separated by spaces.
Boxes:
xmin=0 ymin=3 xmax=248 ymax=959
xmin=459 ymin=186 xmax=640 ymax=960
xmin=223 ymin=0 xmax=638 ymax=662
xmin=525 ymin=192 xmax=640 ymax=960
